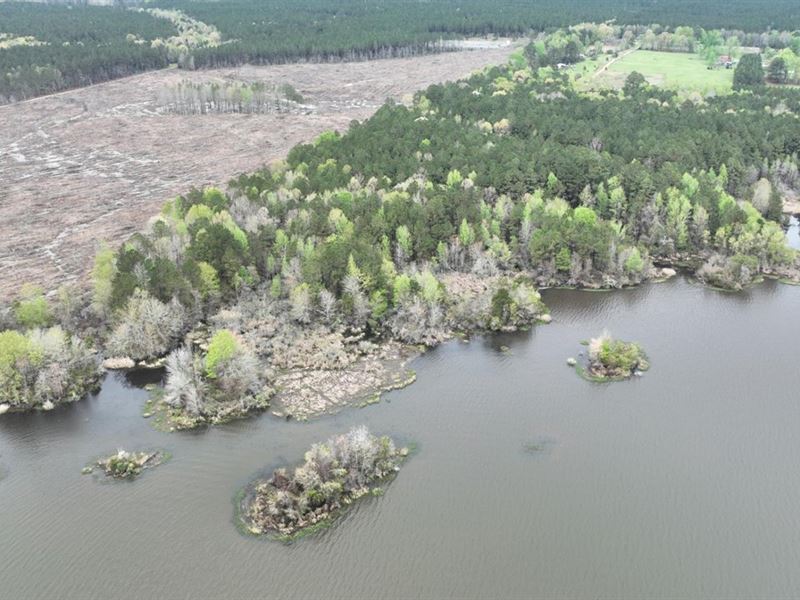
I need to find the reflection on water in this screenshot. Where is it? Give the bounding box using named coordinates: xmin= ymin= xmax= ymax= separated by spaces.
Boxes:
xmin=788 ymin=215 xmax=800 ymax=250
xmin=1 ymin=277 xmax=799 ymax=599
xmin=122 ymin=367 xmax=165 ymax=389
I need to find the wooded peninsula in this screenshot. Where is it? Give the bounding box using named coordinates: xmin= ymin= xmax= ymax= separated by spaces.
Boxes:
xmin=1 ymin=22 xmax=798 ymax=426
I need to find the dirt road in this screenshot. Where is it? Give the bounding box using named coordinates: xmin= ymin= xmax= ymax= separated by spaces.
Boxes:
xmin=0 ymin=45 xmax=515 ymax=302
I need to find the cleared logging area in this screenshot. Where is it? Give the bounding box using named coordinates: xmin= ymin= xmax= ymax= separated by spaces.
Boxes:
xmin=0 ymin=43 xmax=515 ymax=300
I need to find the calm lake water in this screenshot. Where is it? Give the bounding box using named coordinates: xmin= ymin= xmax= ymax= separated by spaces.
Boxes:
xmin=1 ymin=276 xmax=799 ymax=599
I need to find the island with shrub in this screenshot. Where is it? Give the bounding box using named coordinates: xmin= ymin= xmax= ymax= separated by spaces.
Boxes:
xmin=571 ymin=332 xmax=649 ymax=381
xmin=238 ymin=426 xmax=408 ymax=540
xmin=83 ymin=449 xmax=169 ymax=479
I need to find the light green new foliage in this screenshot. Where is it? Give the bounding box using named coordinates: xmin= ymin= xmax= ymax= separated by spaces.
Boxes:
xmin=573 ymin=206 xmax=598 ymax=227
xmin=215 ymin=211 xmax=249 ymax=251
xmin=14 ymin=284 xmax=52 ymax=329
xmin=547 ymin=172 xmax=560 ymax=193
xmin=347 ymin=254 xmax=369 ymax=287
xmin=92 ymin=245 xmax=116 ymax=315
xmin=446 ymin=169 xmax=463 ymax=188
xmin=270 ymin=276 xmax=282 ymax=299
xmin=328 ymin=208 xmax=350 ymax=234
xmin=436 ymin=241 xmax=448 ymax=265
xmin=681 ymin=173 xmax=700 ymax=199
xmin=184 ymin=203 xmax=214 ymax=225
xmin=197 ymin=261 xmax=220 ymax=298
xmin=381 ymin=257 xmax=397 ymax=283
xmin=314 ymin=131 xmax=338 ymax=146
xmin=415 ymin=271 xmax=442 ymax=305
xmin=0 ymin=330 xmax=43 ymax=370
xmin=205 ymin=329 xmax=238 ymax=378
xmin=555 ymin=247 xmax=572 ymax=272
xmin=396 ymin=225 xmax=412 ymax=257
xmin=666 ymin=189 xmax=692 ymax=251
xmin=392 ymin=273 xmax=412 ymax=305
xmin=202 ymin=186 xmax=228 ymax=210
xmin=0 ymin=330 xmax=44 ymax=398
xmin=458 ymin=219 xmax=475 ymax=247
xmin=625 ymin=248 xmax=645 ymax=274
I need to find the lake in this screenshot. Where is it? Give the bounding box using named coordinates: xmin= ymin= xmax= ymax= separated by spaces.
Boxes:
xmin=1 ymin=275 xmax=799 ymax=599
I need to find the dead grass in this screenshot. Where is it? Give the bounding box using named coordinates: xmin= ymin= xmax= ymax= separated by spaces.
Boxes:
xmin=0 ymin=43 xmax=516 ymax=301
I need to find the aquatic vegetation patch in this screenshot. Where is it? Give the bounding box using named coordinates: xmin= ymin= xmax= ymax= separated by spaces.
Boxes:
xmin=238 ymin=426 xmax=408 ymax=540
xmin=522 ymin=436 xmax=557 ymax=455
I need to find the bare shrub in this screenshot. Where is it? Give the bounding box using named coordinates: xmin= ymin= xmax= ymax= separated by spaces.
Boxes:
xmin=164 ymin=346 xmax=205 ymax=416
xmin=106 ymin=290 xmax=187 ymax=360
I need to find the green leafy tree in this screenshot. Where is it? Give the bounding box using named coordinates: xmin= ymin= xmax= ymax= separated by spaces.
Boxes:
xmin=395 ymin=225 xmax=413 ymax=261
xmin=205 ymin=329 xmax=238 ymax=378
xmin=91 ymin=245 xmax=116 ymax=316
xmin=458 ymin=218 xmax=475 ymax=247
xmin=555 ymin=247 xmax=572 ymax=272
xmin=14 ymin=284 xmax=52 ymax=329
xmin=623 ymin=71 xmax=647 ymax=97
xmin=624 ymin=248 xmax=644 ymax=274
xmin=392 ymin=273 xmax=412 ymax=305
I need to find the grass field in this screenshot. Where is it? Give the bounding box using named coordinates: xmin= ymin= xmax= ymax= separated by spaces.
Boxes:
xmin=590 ymin=50 xmax=734 ymax=94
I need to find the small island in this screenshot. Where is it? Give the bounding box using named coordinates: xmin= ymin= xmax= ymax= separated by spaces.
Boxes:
xmin=85 ymin=449 xmax=169 ymax=479
xmin=572 ymin=332 xmax=649 ymax=381
xmin=239 ymin=426 xmax=407 ymax=540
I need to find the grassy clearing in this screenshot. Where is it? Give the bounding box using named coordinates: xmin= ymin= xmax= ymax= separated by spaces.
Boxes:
xmin=568 ymin=55 xmax=609 ymax=83
xmin=602 ymin=50 xmax=733 ymax=94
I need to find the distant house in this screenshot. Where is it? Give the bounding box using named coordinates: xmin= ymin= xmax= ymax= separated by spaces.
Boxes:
xmin=717 ymin=55 xmax=735 ymax=69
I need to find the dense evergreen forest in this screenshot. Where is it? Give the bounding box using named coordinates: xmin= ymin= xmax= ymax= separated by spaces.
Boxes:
xmin=0 ymin=3 xmax=173 ymax=101
xmin=4 ymin=0 xmax=800 ymax=102
xmin=153 ymin=0 xmax=800 ymax=68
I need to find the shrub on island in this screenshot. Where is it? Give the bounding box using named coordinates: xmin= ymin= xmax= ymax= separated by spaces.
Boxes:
xmin=581 ymin=332 xmax=649 ymax=381
xmin=88 ymin=449 xmax=168 ymax=479
xmin=241 ymin=426 xmax=407 ymax=539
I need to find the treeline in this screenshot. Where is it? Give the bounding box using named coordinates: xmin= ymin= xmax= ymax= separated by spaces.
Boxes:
xmin=158 ymin=0 xmax=800 ymax=69
xmin=5 ymin=1 xmax=800 ymax=101
xmin=0 ymin=3 xmax=172 ymax=102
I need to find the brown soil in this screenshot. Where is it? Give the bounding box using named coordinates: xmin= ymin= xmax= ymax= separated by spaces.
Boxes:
xmin=783 ymin=189 xmax=800 ymax=215
xmin=0 ymin=44 xmax=515 ymax=302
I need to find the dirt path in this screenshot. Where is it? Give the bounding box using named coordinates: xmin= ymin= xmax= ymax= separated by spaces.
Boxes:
xmin=0 ymin=46 xmax=516 ymax=302
xmin=592 ymin=46 xmax=640 ymax=79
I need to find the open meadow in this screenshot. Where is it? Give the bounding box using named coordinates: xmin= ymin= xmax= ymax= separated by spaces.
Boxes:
xmin=586 ymin=50 xmax=734 ymax=94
